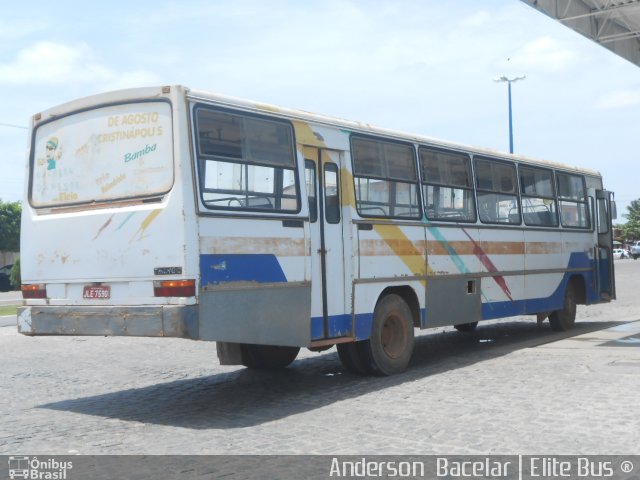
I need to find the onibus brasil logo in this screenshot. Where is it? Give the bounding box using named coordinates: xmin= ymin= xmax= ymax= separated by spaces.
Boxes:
xmin=8 ymin=457 xmax=73 ymax=479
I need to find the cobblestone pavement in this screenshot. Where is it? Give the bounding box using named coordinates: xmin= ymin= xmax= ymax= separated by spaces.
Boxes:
xmin=1 ymin=261 xmax=639 ymax=455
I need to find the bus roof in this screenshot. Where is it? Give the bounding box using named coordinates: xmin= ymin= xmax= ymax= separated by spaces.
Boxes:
xmin=187 ymin=86 xmax=601 ymax=178
xmin=34 ymin=84 xmax=602 ymax=178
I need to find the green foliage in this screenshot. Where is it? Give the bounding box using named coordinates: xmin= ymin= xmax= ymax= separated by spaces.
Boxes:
xmin=621 ymin=199 xmax=640 ymax=241
xmin=10 ymin=257 xmax=20 ymax=290
xmin=0 ymin=199 xmax=21 ymax=251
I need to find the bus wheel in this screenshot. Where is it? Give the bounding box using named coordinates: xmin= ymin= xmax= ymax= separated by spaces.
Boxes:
xmin=368 ymin=294 xmax=415 ymax=376
xmin=337 ymin=341 xmax=373 ymax=375
xmin=240 ymin=344 xmax=300 ymax=369
xmin=549 ymin=283 xmax=576 ymax=332
xmin=454 ymin=322 xmax=478 ymax=332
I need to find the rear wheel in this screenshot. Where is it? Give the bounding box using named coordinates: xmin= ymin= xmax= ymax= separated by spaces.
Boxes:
xmin=549 ymin=283 xmax=576 ymax=331
xmin=454 ymin=321 xmax=478 ymax=332
xmin=367 ymin=294 xmax=415 ymax=376
xmin=337 ymin=342 xmax=373 ymax=375
xmin=240 ymin=344 xmax=300 ymax=369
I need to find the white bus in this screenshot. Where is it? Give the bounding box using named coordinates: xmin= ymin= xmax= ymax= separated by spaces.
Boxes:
xmin=18 ymin=85 xmax=616 ymax=375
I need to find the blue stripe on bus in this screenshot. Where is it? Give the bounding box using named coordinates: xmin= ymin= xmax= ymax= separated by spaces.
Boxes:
xmin=482 ymin=252 xmax=599 ymax=319
xmin=310 ymin=253 xmax=602 ymax=341
xmin=310 ymin=313 xmax=374 ymax=341
xmin=311 ymin=265 xmax=598 ymax=341
xmin=200 ymin=254 xmax=287 ymax=286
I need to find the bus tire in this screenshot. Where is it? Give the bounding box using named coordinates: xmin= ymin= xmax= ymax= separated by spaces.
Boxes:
xmin=337 ymin=342 xmax=373 ymax=375
xmin=240 ymin=344 xmax=300 ymax=369
xmin=549 ymin=283 xmax=576 ymax=332
xmin=367 ymin=294 xmax=415 ymax=376
xmin=454 ymin=322 xmax=478 ymax=332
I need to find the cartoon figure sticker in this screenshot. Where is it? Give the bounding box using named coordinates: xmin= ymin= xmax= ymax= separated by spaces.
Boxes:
xmin=45 ymin=136 xmax=62 ymax=170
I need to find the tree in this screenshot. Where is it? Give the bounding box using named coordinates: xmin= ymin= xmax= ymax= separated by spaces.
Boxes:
xmin=0 ymin=199 xmax=21 ymax=252
xmin=621 ymin=199 xmax=640 ymax=241
xmin=10 ymin=258 xmax=20 ymax=290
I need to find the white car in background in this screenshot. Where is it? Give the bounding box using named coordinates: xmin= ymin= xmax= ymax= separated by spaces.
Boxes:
xmin=613 ymin=249 xmax=628 ymax=259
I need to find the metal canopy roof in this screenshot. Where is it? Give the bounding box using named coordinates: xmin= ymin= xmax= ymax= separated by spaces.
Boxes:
xmin=521 ymin=0 xmax=640 ymax=67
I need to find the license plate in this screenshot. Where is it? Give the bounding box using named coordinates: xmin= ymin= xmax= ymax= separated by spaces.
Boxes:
xmin=83 ymin=285 xmax=111 ymax=299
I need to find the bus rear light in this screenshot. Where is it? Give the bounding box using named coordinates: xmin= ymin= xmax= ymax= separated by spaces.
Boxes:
xmin=153 ymin=279 xmax=196 ymax=297
xmin=21 ymin=284 xmax=47 ymax=299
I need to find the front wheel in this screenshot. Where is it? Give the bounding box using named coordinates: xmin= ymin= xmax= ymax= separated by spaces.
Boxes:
xmin=240 ymin=344 xmax=300 ymax=369
xmin=549 ymin=283 xmax=576 ymax=332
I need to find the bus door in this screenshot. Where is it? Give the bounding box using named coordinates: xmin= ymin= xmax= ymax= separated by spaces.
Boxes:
xmin=304 ymin=147 xmax=347 ymax=341
xmin=595 ymin=189 xmax=616 ymax=300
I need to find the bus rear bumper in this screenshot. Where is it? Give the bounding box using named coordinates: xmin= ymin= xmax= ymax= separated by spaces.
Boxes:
xmin=17 ymin=305 xmax=198 ymax=339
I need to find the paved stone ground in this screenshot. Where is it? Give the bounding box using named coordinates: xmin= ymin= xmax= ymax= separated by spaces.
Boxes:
xmin=0 ymin=261 xmax=639 ymax=455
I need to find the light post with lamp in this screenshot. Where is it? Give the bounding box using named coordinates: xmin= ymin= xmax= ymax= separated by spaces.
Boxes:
xmin=494 ymin=74 xmax=526 ymax=154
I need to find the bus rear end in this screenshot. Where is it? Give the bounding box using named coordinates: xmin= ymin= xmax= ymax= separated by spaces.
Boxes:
xmin=18 ymin=86 xmax=199 ymax=339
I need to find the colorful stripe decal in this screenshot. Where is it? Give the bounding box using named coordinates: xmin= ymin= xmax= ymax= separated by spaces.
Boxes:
xmin=130 ymin=209 xmax=161 ymax=243
xmin=93 ymin=214 xmax=114 ymax=240
xmin=200 ymin=236 xmax=306 ymax=256
xmin=360 ymin=239 xmax=563 ymax=256
xmin=372 ymin=224 xmax=430 ymax=277
xmin=424 ymin=221 xmax=470 ymax=276
xmin=461 ymin=228 xmax=513 ymax=302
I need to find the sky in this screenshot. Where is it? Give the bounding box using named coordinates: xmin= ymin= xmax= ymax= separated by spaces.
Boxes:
xmin=1 ymin=0 xmax=639 ymax=220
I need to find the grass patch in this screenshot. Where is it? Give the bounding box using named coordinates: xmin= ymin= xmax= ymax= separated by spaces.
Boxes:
xmin=0 ymin=305 xmax=18 ymax=316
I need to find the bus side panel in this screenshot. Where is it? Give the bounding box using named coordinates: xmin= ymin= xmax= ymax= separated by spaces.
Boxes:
xmin=424 ymin=276 xmax=481 ymax=327
xmin=425 ymin=225 xmax=528 ymax=322
xmin=354 ymin=223 xmax=426 ymax=338
xmin=357 ymin=223 xmax=426 ymax=281
xmin=563 ymin=230 xmax=600 ymax=305
xmin=196 ymin=217 xmax=311 ymax=347
xmin=477 ymin=228 xmax=526 ymax=319
xmin=523 ymin=229 xmax=566 ymax=315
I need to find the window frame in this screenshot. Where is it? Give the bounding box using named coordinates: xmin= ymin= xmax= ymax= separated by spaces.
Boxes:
xmin=193 ymin=104 xmax=302 ymax=215
xmin=304 ymin=159 xmax=318 ymax=223
xmin=324 ymin=162 xmax=341 ymax=224
xmin=556 ymin=171 xmax=590 ymax=229
xmin=419 ymin=146 xmax=477 ymax=223
xmin=473 ymin=156 xmax=521 ymax=226
xmin=519 ymin=164 xmax=559 ymax=227
xmin=350 ymin=134 xmax=421 ymax=220
xmin=29 ymin=98 xmax=175 ymax=209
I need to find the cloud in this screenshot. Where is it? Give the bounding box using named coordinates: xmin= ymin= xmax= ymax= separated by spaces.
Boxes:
xmin=0 ymin=18 xmax=47 ymax=40
xmin=502 ymin=36 xmax=579 ymax=73
xmin=459 ymin=10 xmax=491 ymax=28
xmin=596 ymin=90 xmax=640 ymax=109
xmin=0 ymin=41 xmax=159 ymax=89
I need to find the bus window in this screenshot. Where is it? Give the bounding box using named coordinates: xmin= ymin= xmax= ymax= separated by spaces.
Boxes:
xmin=557 ymin=172 xmax=589 ymax=228
xmin=351 ymin=137 xmax=420 ymax=219
xmin=30 ymin=101 xmax=174 ymax=208
xmin=420 ymin=147 xmax=476 ymax=222
xmin=324 ymin=163 xmax=340 ymax=224
xmin=305 ymin=160 xmax=318 ymax=222
xmin=195 ymin=108 xmax=299 ymax=212
xmin=475 ymin=157 xmax=520 ymax=225
xmin=519 ymin=166 xmax=558 ymax=227
xmin=597 ymin=196 xmax=609 ymax=234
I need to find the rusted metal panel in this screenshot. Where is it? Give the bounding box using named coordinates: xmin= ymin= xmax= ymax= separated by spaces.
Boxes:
xmin=17 ymin=305 xmax=198 ymax=339
xmin=198 ymin=283 xmax=311 ymax=347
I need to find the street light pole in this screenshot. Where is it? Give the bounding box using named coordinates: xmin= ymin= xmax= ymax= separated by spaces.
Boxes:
xmin=494 ymin=75 xmax=526 ymax=154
